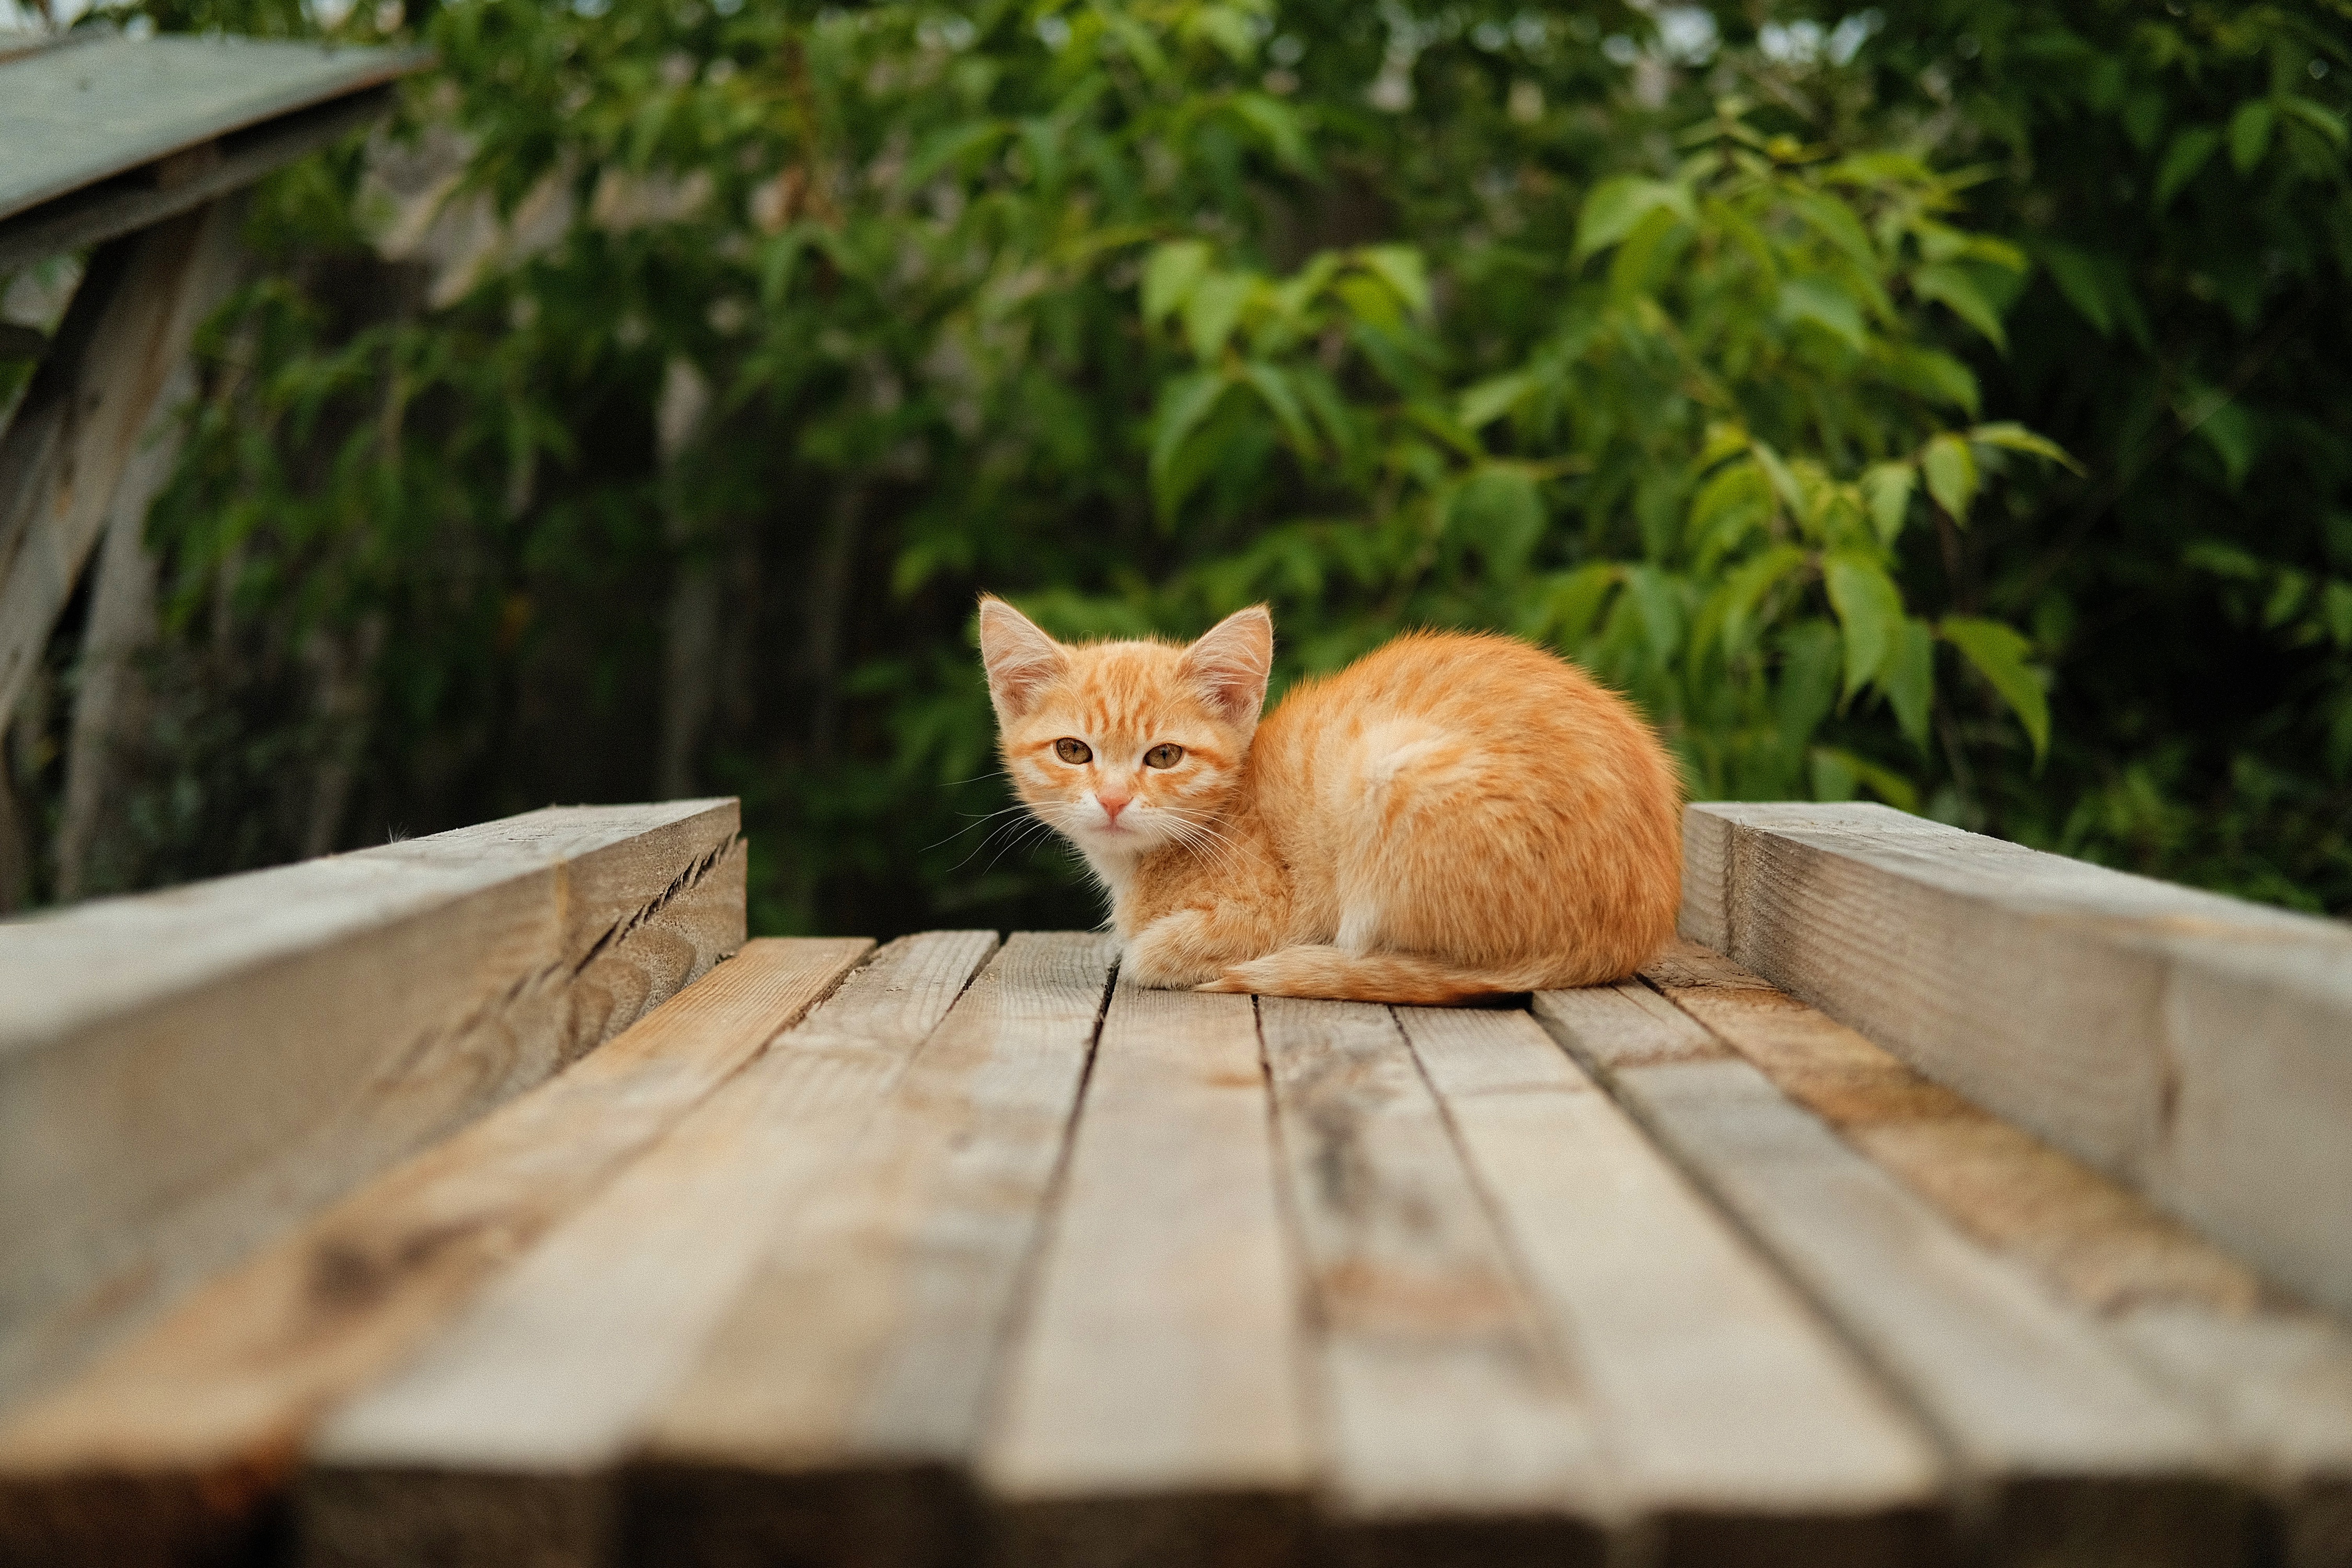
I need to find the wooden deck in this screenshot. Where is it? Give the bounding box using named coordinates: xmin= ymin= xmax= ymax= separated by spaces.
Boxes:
xmin=2 ymin=803 xmax=2350 ymax=1566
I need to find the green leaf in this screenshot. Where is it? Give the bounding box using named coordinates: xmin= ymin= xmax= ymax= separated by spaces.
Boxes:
xmin=2229 ymin=100 xmax=2275 ymax=174
xmin=1968 ymin=421 xmax=2084 ymax=474
xmin=1573 ymin=177 xmax=1694 ymax=263
xmin=1921 ymin=433 xmax=1979 ymax=523
xmin=2038 ymin=243 xmax=2113 ymax=336
xmin=1882 ymin=616 xmax=1934 ymax=748
xmin=1450 ymin=467 xmax=1546 ymax=579
xmin=1702 ymin=543 xmax=1806 ymax=662
xmin=1860 ymin=462 xmax=1916 ymax=545
xmin=1824 ymin=551 xmax=1903 ymax=700
xmin=1778 ymin=276 xmax=1866 ymax=352
xmin=1142 ymin=240 xmax=1211 ymax=327
xmin=1458 ymin=371 xmax=1535 ymax=429
xmin=1913 ymin=263 xmax=2007 ymax=350
xmin=1230 ymin=93 xmax=1313 ymax=171
xmin=1359 ymin=246 xmax=1432 ymax=318
xmin=2280 ymin=96 xmax=2349 ymax=148
xmin=1788 ymin=189 xmax=1876 ymax=270
xmin=2156 ymin=126 xmax=2221 ymax=209
xmin=1148 ymin=371 xmax=1232 ymax=516
xmin=2194 ymin=398 xmax=2258 ymax=489
xmin=1810 ymin=746 xmax=1919 ymax=812
xmin=1240 ymin=362 xmax=1316 ymax=455
xmin=1182 ymin=272 xmax=1254 ymax=361
xmin=1749 ymin=443 xmax=1805 ymax=517
xmin=1625 ymin=564 xmax=1685 ymax=666
xmin=1940 ymin=616 xmax=2050 ymax=760
xmin=1533 ymin=562 xmax=1622 ymax=647
xmin=2324 ymin=581 xmax=2352 ymax=649
xmin=1881 ymin=347 xmax=1980 ymax=416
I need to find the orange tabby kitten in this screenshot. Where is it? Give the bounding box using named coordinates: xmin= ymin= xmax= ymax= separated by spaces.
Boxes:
xmin=979 ymin=596 xmax=1682 ymax=1002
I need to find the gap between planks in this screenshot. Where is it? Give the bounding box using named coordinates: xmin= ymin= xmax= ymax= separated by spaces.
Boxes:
xmin=0 ymin=936 xmax=870 ymax=1567
xmin=304 ymin=931 xmax=1112 ymax=1568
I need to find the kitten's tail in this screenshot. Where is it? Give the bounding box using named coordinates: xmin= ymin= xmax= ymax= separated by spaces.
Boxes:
xmin=1199 ymin=944 xmax=1578 ymax=1005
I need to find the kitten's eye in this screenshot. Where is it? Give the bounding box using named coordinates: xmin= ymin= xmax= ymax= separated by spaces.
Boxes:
xmin=1143 ymin=744 xmax=1184 ymax=769
xmin=1054 ymin=738 xmax=1092 ymax=764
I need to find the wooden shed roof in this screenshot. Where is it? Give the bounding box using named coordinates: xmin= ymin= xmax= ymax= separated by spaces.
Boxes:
xmin=0 ymin=32 xmax=427 ymax=269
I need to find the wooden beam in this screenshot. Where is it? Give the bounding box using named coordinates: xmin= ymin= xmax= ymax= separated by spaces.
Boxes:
xmin=631 ymin=934 xmax=1121 ymax=1568
xmin=982 ymin=980 xmax=1311 ymax=1568
xmin=1258 ymin=996 xmax=1610 ymax=1566
xmin=1679 ymin=801 xmax=2352 ymax=1316
xmin=0 ymin=936 xmax=865 ymax=1567
xmin=295 ymin=930 xmax=1000 ymax=1568
xmin=1645 ymin=938 xmax=2352 ymax=1560
xmin=0 ymin=798 xmax=746 ymax=1413
xmin=1537 ymin=973 xmax=2255 ymax=1566
xmin=0 ymin=86 xmax=397 ymax=278
xmin=0 ymin=198 xmax=242 ymax=739
xmin=1395 ymin=1005 xmax=1945 ymax=1566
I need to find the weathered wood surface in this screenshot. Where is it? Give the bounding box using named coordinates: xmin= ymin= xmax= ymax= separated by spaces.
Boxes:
xmin=636 ymin=933 xmax=1116 ymax=1568
xmin=0 ymin=35 xmax=423 ymax=223
xmin=0 ymin=198 xmax=243 ymax=739
xmin=1259 ymin=996 xmax=1608 ymax=1567
xmin=0 ymin=936 xmax=865 ymax=1567
xmin=1644 ymin=937 xmax=2352 ymax=1567
xmin=299 ymin=930 xmax=1001 ymax=1568
xmin=1536 ymin=974 xmax=2256 ymax=1566
xmin=1398 ymin=1004 xmax=1943 ymax=1566
xmin=984 ymin=980 xmax=1308 ymax=1568
xmin=6 ymin=909 xmax=2343 ymax=1567
xmin=1681 ymin=801 xmax=2352 ymax=1317
xmin=0 ymin=799 xmax=745 ymax=1412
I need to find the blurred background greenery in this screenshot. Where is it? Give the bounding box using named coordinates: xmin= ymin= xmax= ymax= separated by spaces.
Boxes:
xmin=1 ymin=0 xmax=2346 ymax=935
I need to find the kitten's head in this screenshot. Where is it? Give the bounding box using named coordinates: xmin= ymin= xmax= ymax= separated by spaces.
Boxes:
xmin=978 ymin=596 xmax=1272 ymax=866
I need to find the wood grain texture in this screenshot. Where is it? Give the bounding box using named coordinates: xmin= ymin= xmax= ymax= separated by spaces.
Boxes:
xmin=0 ymin=800 xmax=745 ymax=1414
xmin=296 ymin=931 xmax=999 ymax=1568
xmin=1398 ymin=1004 xmax=1944 ymax=1567
xmin=1256 ymin=996 xmax=1609 ymax=1568
xmin=635 ymin=931 xmax=1118 ymax=1568
xmin=978 ymin=975 xmax=1308 ymax=1568
xmin=0 ymin=937 xmax=865 ymax=1568
xmin=1650 ymin=938 xmax=2352 ymax=1564
xmin=1680 ymin=801 xmax=2352 ymax=1316
xmin=1536 ymin=979 xmax=2255 ymax=1567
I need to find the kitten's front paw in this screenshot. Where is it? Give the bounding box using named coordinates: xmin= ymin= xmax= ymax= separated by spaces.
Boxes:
xmin=1123 ymin=911 xmax=1228 ymax=989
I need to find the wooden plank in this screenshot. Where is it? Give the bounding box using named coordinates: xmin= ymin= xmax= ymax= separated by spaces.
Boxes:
xmin=0 ymin=799 xmax=745 ymax=1411
xmin=631 ymin=933 xmax=1117 ymax=1568
xmin=1254 ymin=996 xmax=1609 ymax=1567
xmin=0 ymin=936 xmax=866 ymax=1568
xmin=294 ymin=930 xmax=1000 ymax=1568
xmin=1680 ymin=801 xmax=2352 ymax=1316
xmin=0 ymin=35 xmax=424 ymax=222
xmin=1536 ymin=979 xmax=2256 ymax=1567
xmin=1646 ymin=937 xmax=2352 ymax=1562
xmin=980 ymin=979 xmax=1310 ymax=1568
xmin=0 ymin=197 xmax=241 ymax=737
xmin=1395 ymin=1005 xmax=1945 ymax=1566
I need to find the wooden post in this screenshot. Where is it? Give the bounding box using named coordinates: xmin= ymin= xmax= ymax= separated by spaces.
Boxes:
xmin=0 ymin=198 xmax=244 ymax=742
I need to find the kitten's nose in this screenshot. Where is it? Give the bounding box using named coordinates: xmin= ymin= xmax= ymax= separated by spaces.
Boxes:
xmin=1096 ymin=792 xmax=1132 ymax=825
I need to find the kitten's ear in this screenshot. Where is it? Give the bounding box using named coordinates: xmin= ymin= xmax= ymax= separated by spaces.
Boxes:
xmin=978 ymin=596 xmax=1068 ymax=720
xmin=1179 ymin=605 xmax=1273 ymax=731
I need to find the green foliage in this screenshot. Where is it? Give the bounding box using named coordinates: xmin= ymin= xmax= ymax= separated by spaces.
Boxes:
xmin=10 ymin=0 xmax=2346 ymax=926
